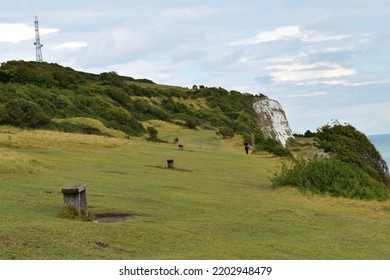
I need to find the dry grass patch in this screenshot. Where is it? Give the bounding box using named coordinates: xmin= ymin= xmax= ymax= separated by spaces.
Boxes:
xmin=52 ymin=117 xmax=127 ymax=138
xmin=0 ymin=126 xmax=139 ymax=152
xmin=0 ymin=147 xmax=48 ymax=174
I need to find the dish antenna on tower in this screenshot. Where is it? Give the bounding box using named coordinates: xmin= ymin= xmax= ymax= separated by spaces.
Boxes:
xmin=34 ymin=16 xmax=43 ymax=62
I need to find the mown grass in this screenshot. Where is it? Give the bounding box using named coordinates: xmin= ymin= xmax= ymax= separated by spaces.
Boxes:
xmin=0 ymin=124 xmax=389 ymax=260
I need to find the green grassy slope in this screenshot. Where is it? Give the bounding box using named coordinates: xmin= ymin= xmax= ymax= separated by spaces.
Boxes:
xmin=0 ymin=125 xmax=389 ymax=259
xmin=0 ymin=60 xmax=291 ymax=156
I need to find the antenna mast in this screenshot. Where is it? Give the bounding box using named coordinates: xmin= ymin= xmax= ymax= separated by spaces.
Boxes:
xmin=34 ymin=16 xmax=43 ymax=62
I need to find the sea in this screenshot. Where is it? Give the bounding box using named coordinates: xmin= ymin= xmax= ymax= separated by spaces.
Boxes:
xmin=368 ymin=134 xmax=390 ymax=167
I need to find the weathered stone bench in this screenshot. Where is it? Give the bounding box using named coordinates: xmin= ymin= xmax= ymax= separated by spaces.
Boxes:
xmin=61 ymin=184 xmax=88 ymax=217
xmin=167 ymin=159 xmax=174 ymax=169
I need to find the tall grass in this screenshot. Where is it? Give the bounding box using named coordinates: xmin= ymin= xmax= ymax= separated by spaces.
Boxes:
xmin=0 ymin=147 xmax=47 ymax=174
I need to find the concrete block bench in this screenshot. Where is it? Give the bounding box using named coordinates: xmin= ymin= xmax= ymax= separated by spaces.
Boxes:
xmin=61 ymin=184 xmax=88 ymax=217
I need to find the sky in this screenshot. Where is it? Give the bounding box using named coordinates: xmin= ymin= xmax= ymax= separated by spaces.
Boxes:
xmin=1 ymin=0 xmax=389 ymax=135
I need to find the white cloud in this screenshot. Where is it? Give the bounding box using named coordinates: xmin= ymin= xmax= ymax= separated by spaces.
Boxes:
xmin=51 ymin=41 xmax=88 ymax=50
xmin=322 ymin=79 xmax=390 ymax=86
xmin=264 ymin=54 xmax=307 ymax=63
xmin=267 ymin=62 xmax=356 ymax=83
xmin=308 ymin=45 xmax=356 ymax=54
xmin=253 ymin=26 xmax=302 ymax=43
xmin=288 ymin=91 xmax=328 ymax=98
xmin=0 ymin=23 xmax=58 ymax=43
xmin=233 ymin=25 xmax=349 ymax=45
xmin=302 ymin=32 xmax=349 ymax=42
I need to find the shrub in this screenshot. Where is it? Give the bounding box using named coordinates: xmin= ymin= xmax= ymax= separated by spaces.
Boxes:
xmin=146 ymin=126 xmax=166 ymax=142
xmin=0 ymin=70 xmax=11 ymax=83
xmin=54 ymin=93 xmax=73 ymax=109
xmin=161 ymin=98 xmax=189 ymax=114
xmin=216 ymin=127 xmax=235 ymax=139
xmin=4 ymin=98 xmax=49 ymax=128
xmin=100 ymin=71 xmax=124 ymax=87
xmin=147 ymin=126 xmax=158 ymax=139
xmin=104 ymin=87 xmax=131 ymax=105
xmin=304 ymin=130 xmax=316 ymax=137
xmin=315 ymin=122 xmax=389 ymax=185
xmin=133 ymin=98 xmax=170 ymax=120
xmin=106 ymin=107 xmax=133 ymax=125
xmin=0 ymin=104 xmax=7 ymax=123
xmin=106 ymin=120 xmax=144 ymax=136
xmin=260 ymin=138 xmax=292 ymax=157
xmin=270 ymin=158 xmax=390 ymax=201
xmin=184 ymin=118 xmax=200 ymax=129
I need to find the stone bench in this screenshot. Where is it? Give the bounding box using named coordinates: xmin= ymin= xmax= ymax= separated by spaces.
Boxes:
xmin=61 ymin=184 xmax=88 ymax=217
xmin=167 ymin=159 xmax=174 ymax=169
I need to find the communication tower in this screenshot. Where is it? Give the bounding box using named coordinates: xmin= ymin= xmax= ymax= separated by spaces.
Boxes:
xmin=34 ymin=16 xmax=43 ymax=62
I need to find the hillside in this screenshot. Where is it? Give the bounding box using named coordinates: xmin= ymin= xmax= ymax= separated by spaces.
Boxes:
xmin=0 ymin=60 xmax=290 ymax=156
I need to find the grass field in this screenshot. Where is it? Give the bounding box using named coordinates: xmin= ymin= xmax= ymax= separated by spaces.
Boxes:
xmin=0 ymin=124 xmax=389 ymax=260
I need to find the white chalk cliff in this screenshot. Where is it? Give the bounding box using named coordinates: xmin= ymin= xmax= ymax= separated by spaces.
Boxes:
xmin=253 ymin=97 xmax=294 ymax=147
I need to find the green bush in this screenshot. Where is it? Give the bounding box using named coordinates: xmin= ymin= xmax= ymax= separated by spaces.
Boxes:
xmin=146 ymin=126 xmax=158 ymax=141
xmin=100 ymin=71 xmax=125 ymax=88
xmin=216 ymin=127 xmax=235 ymax=139
xmin=315 ymin=122 xmax=389 ymax=185
xmin=133 ymin=99 xmax=170 ymax=120
xmin=304 ymin=130 xmax=316 ymax=137
xmin=104 ymin=87 xmax=131 ymax=105
xmin=145 ymin=126 xmax=166 ymax=143
xmin=4 ymin=98 xmax=49 ymax=128
xmin=0 ymin=104 xmax=7 ymax=123
xmin=270 ymin=158 xmax=390 ymax=201
xmin=54 ymin=93 xmax=73 ymax=109
xmin=106 ymin=107 xmax=133 ymax=125
xmin=0 ymin=70 xmax=11 ymax=83
xmin=253 ymin=132 xmax=265 ymax=146
xmin=185 ymin=118 xmax=200 ymax=129
xmin=258 ymin=138 xmax=292 ymax=157
xmin=161 ymin=98 xmax=189 ymax=114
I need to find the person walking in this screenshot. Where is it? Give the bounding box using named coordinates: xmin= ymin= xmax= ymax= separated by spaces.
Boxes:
xmin=244 ymin=141 xmax=250 ymax=155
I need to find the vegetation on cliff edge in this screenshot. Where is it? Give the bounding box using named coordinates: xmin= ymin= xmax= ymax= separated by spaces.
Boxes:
xmin=271 ymin=123 xmax=390 ymax=201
